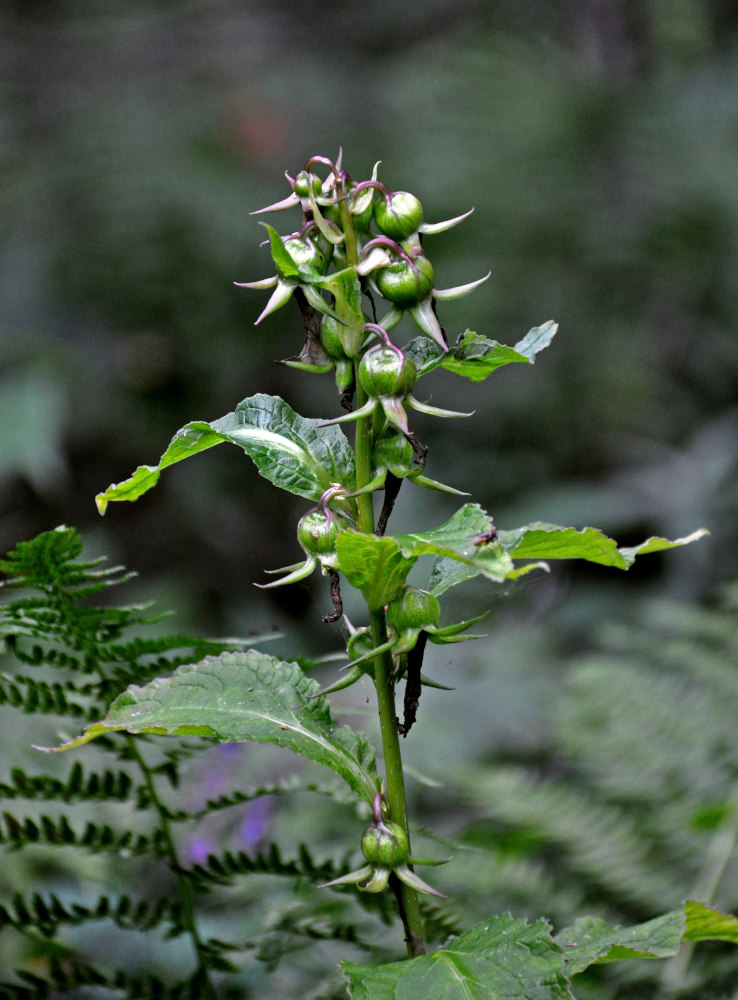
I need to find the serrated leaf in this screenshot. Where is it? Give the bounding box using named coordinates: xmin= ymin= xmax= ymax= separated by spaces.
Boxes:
xmin=395 ymin=504 xmax=514 ymax=584
xmin=95 ymin=394 xmax=356 ymax=515
xmin=556 ymin=899 xmax=738 ymax=976
xmin=513 ymin=321 xmax=558 ymax=359
xmin=438 ymin=322 xmax=557 ymax=382
xmin=498 ymin=524 xmax=709 ymax=570
xmin=403 ymin=336 xmax=446 ymax=375
xmin=335 ymin=532 xmax=415 ymax=610
xmin=41 ymin=651 xmax=379 ymax=804
xmin=342 ymin=914 xmax=571 ymax=1000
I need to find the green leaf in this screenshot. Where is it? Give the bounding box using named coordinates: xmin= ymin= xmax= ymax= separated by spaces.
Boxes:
xmin=395 ymin=503 xmax=515 ymax=584
xmin=513 ymin=320 xmax=559 ymax=359
xmin=262 ymin=222 xmax=300 ymax=279
xmin=439 ymin=322 xmax=557 ymax=382
xmin=95 ymin=394 xmax=356 ymax=515
xmin=342 ymin=914 xmax=571 ymax=1000
xmin=404 ymin=322 xmax=557 ymax=380
xmin=403 ymin=336 xmax=446 ymax=375
xmin=335 ymin=532 xmax=416 ymax=610
xmin=41 ymin=650 xmax=379 ymax=804
xmin=498 ymin=523 xmax=709 ymax=570
xmin=557 ymin=899 xmax=738 ymax=976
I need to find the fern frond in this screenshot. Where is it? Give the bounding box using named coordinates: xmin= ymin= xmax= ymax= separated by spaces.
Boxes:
xmin=250 ymin=914 xmax=368 ymax=972
xmin=418 ymin=900 xmax=466 ymax=942
xmin=187 ymin=841 xmax=340 ymax=888
xmin=0 ymin=961 xmax=218 ymax=1000
xmin=0 ymin=890 xmax=184 ymax=938
xmin=0 ymin=763 xmax=134 ymax=804
xmin=0 ymin=810 xmax=161 ymax=858
xmin=468 ymin=765 xmax=681 ymax=910
xmin=165 ymin=774 xmax=354 ymax=822
xmin=0 ymin=674 xmax=90 ymax=716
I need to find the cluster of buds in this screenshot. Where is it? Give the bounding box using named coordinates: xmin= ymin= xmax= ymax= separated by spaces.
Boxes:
xmin=237 ymin=150 xmax=489 ymax=381
xmin=238 ymin=152 xmax=488 ymax=535
xmin=244 ymin=156 xmax=490 ymax=695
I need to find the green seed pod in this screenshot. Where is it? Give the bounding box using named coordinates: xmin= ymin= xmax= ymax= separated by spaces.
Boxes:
xmin=293 ymin=170 xmax=324 ymax=199
xmin=361 ymin=820 xmax=409 ymax=869
xmin=375 ymin=255 xmax=434 ymax=308
xmin=387 ymin=587 xmax=441 ymax=632
xmin=372 ymin=429 xmax=415 ymax=478
xmin=296 ymin=509 xmax=345 ymax=567
xmin=374 ymin=191 xmax=424 ymax=241
xmin=349 ymin=191 xmax=375 ymax=233
xmin=284 ymin=236 xmax=326 ymax=273
xmin=358 ymin=344 xmax=417 ymax=399
xmin=320 ymin=315 xmax=349 ymax=362
xmin=347 ymin=628 xmax=374 ymax=662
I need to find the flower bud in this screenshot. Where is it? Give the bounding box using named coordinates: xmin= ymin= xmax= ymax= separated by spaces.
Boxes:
xmin=361 ymin=820 xmax=409 ymax=869
xmin=374 ymin=191 xmax=423 ymax=241
xmin=372 ymin=429 xmax=416 ymax=478
xmin=387 ymin=587 xmax=441 ymax=632
xmin=320 ymin=315 xmax=349 ymax=362
xmin=284 ymin=235 xmax=326 ymax=273
xmin=358 ymin=344 xmax=417 ymax=399
xmin=293 ymin=170 xmax=324 ymax=199
xmin=296 ymin=508 xmax=345 ymax=567
xmin=347 ymin=628 xmax=375 ymax=662
xmin=348 ymin=189 xmax=375 ymax=233
xmin=375 ymin=255 xmax=434 ymax=308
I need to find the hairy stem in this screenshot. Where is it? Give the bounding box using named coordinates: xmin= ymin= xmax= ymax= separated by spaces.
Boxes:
xmin=127 ymin=739 xmax=217 ymax=998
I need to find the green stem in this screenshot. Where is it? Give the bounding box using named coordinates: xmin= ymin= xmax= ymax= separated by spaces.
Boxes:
xmin=368 ymin=608 xmax=426 ymax=957
xmin=339 ymin=189 xmax=425 ymax=956
xmin=349 ymin=367 xmax=425 ymax=953
xmin=127 ymin=738 xmax=217 ymax=998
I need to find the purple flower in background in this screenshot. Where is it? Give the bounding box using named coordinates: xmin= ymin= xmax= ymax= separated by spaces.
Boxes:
xmin=239 ymin=797 xmax=273 ymax=850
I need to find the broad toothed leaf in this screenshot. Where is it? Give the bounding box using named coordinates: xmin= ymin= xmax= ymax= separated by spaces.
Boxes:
xmin=427 ymin=512 xmax=707 ymax=594
xmin=440 ymin=322 xmax=558 ymax=381
xmin=41 ymin=650 xmax=379 ymax=804
xmin=342 ymin=914 xmax=571 ymax=1000
xmin=395 ymin=504 xmax=514 ymax=585
xmin=513 ymin=320 xmax=558 ymax=359
xmin=95 ymin=394 xmax=356 ymax=515
xmin=498 ymin=523 xmax=709 ymax=569
xmin=557 ymin=900 xmax=738 ymax=976
xmin=403 ymin=336 xmax=447 ymax=375
xmin=335 ymin=533 xmax=415 ymax=610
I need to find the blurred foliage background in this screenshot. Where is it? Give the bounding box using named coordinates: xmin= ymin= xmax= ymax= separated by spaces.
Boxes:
xmin=2 ymin=1 xmax=738 ymax=996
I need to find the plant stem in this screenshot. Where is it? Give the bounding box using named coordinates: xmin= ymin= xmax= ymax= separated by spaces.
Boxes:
xmin=369 ymin=608 xmax=426 ymax=957
xmin=127 ymin=738 xmax=218 ymax=998
xmin=341 ymin=190 xmax=426 ymax=957
xmin=353 ymin=402 xmax=426 ymax=956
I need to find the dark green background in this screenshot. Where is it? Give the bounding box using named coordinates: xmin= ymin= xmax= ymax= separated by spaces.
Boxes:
xmin=3 ymin=0 xmax=736 ymax=639
xmin=2 ymin=4 xmax=738 ymax=995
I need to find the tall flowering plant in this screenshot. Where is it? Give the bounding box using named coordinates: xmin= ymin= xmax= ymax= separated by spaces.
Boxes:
xmin=45 ymin=153 xmax=721 ymax=997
